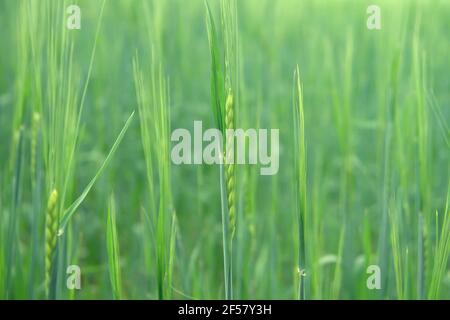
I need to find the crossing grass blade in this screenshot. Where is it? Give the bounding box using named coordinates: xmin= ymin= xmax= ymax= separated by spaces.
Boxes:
xmin=59 ymin=112 xmax=135 ymax=231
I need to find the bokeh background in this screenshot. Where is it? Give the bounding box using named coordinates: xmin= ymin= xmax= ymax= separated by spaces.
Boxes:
xmin=0 ymin=0 xmax=449 ymax=299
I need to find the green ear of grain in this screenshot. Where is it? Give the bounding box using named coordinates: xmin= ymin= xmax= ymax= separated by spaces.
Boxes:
xmin=205 ymin=0 xmax=236 ymax=300
xmin=107 ymin=195 xmax=122 ymax=300
xmin=45 ymin=189 xmax=58 ymax=299
xmin=59 ymin=112 xmax=135 ymax=231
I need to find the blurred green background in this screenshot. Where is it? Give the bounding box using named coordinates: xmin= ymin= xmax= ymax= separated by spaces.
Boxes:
xmin=0 ymin=0 xmax=449 ymax=299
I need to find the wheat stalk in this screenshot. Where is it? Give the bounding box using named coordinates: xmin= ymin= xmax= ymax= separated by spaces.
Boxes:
xmin=293 ymin=65 xmax=307 ymax=299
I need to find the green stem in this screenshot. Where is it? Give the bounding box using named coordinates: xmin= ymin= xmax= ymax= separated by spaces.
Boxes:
xmin=220 ymin=161 xmax=232 ymax=299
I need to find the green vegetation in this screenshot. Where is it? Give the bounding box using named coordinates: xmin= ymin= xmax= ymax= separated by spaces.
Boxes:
xmin=0 ymin=0 xmax=448 ymax=300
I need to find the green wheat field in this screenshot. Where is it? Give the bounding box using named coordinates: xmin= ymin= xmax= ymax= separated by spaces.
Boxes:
xmin=0 ymin=0 xmax=449 ymax=300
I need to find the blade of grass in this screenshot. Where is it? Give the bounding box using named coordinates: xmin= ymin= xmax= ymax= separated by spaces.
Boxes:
xmin=166 ymin=210 xmax=178 ymax=299
xmin=107 ymin=194 xmax=122 ymax=300
xmin=389 ymin=197 xmax=404 ymax=299
xmin=205 ymin=0 xmax=234 ymax=299
xmin=428 ymin=184 xmax=450 ymax=299
xmin=205 ymin=0 xmax=225 ymax=133
xmin=59 ymin=111 xmax=135 ymax=231
xmin=293 ymin=65 xmax=307 ymax=300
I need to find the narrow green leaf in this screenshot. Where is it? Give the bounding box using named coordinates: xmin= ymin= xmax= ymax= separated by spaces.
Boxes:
xmin=59 ymin=112 xmax=135 ymax=231
xmin=205 ymin=0 xmax=225 ymax=133
xmin=107 ymin=194 xmax=122 ymax=300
